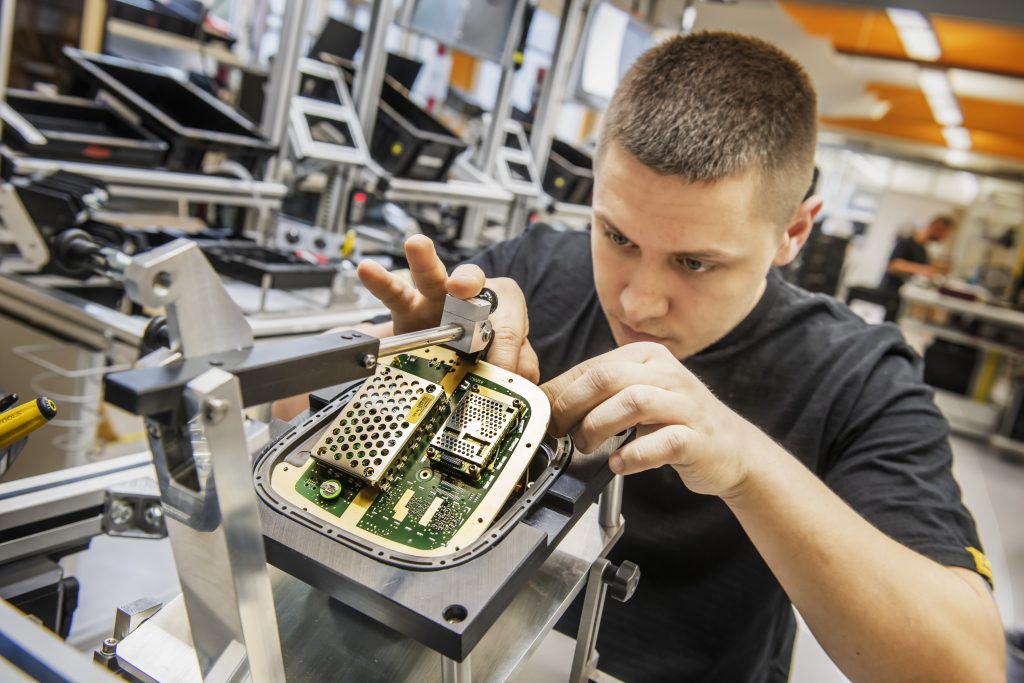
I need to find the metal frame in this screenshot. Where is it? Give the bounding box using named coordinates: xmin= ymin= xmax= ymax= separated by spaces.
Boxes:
xmin=0 ymin=454 xmax=155 ymax=564
xmin=494 ymin=121 xmax=542 ymax=198
xmin=289 ymin=59 xmax=370 ymax=166
xmin=4 ymin=152 xmax=287 ymax=210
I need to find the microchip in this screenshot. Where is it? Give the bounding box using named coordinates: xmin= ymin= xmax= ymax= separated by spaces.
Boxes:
xmin=429 ymin=388 xmax=520 ymax=473
xmin=311 ymin=365 xmax=441 ymax=486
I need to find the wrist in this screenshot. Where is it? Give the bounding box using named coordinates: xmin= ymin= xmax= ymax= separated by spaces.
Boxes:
xmin=718 ymin=431 xmax=790 ymax=507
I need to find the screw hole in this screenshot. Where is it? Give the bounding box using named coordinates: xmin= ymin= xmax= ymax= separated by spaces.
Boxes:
xmin=443 ymin=604 xmax=467 ymax=624
xmin=152 ymin=270 xmax=173 ymax=297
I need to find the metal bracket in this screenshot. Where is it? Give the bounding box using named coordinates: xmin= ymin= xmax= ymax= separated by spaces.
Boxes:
xmin=150 ymin=367 xmax=285 ymax=681
xmin=121 ymin=239 xmax=254 ymax=358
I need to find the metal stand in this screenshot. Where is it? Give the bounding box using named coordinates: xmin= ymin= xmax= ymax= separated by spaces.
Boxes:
xmin=458 ymin=0 xmax=529 ymax=249
xmin=441 ymin=655 xmax=471 ymax=683
xmin=569 ymin=475 xmax=637 ymax=683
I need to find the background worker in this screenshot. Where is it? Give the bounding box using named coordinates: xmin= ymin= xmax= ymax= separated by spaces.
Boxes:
xmin=880 ymin=215 xmax=956 ymax=291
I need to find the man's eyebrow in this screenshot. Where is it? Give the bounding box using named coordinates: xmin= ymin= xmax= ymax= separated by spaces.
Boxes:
xmin=594 ymin=210 xmax=732 ymax=261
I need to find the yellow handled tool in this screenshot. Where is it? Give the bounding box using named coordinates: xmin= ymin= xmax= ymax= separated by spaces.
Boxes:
xmin=0 ymin=397 xmax=58 ymax=449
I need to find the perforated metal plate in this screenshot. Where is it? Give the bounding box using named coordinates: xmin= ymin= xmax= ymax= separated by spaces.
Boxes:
xmin=430 ymin=389 xmax=520 ymax=467
xmin=310 ymin=365 xmax=440 ymax=485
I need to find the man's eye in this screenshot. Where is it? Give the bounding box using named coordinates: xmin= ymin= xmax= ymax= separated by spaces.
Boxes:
xmin=681 ymin=257 xmax=712 ymax=272
xmin=606 ymin=230 xmax=631 ymax=247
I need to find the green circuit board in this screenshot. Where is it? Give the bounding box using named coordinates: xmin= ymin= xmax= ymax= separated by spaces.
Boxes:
xmin=292 ymin=353 xmax=531 ymax=551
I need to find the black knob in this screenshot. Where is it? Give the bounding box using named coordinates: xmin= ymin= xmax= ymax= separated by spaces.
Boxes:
xmin=603 ymin=560 xmax=640 ymax=602
xmin=285 ymin=229 xmax=301 ymax=244
xmin=313 ymin=237 xmax=327 ymax=250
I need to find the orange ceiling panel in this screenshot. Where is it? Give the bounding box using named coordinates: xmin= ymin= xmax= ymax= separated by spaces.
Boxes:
xmin=823 ymin=83 xmax=1024 ymax=161
xmin=931 ymin=17 xmax=1024 ymax=78
xmin=779 ymin=2 xmax=903 ymax=56
xmin=779 ymin=1 xmax=1024 ymax=77
xmin=960 ymin=96 xmax=1024 ymax=138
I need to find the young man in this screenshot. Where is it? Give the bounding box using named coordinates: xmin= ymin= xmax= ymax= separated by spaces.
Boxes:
xmin=355 ymin=32 xmax=1004 ymax=681
xmin=881 ymin=215 xmax=956 ymax=292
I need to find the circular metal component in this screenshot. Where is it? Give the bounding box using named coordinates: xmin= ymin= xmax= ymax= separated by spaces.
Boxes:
xmin=101 ymin=638 xmax=118 ymax=655
xmin=361 ymin=353 xmax=377 ymax=368
xmin=143 ymin=504 xmax=164 ymax=527
xmin=319 ymin=480 xmax=343 ymax=499
xmin=108 ymin=498 xmax=133 ymax=526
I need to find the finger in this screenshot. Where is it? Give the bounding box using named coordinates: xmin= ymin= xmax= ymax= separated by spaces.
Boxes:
xmin=545 ymin=362 xmax=677 ymax=437
xmin=357 ymin=260 xmax=417 ymax=312
xmin=609 ymin=424 xmax=695 ymax=475
xmin=486 ymin=322 xmax=528 ymax=376
xmin=447 ymin=264 xmax=486 ymax=300
xmin=404 ymin=235 xmax=449 ymax=301
xmin=517 ymin=339 xmax=541 ymax=384
xmin=541 ymin=342 xmax=672 ymax=409
xmin=574 ymin=385 xmax=689 ymax=453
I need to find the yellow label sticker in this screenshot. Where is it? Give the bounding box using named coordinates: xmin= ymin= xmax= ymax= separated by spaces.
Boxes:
xmin=390 ymin=142 xmax=404 ymax=155
xmin=966 ymin=546 xmax=994 ymax=584
xmin=405 ymin=394 xmax=433 ymax=424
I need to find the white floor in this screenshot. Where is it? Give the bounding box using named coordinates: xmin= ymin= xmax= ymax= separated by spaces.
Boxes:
xmin=59 ymin=435 xmax=1024 ymax=680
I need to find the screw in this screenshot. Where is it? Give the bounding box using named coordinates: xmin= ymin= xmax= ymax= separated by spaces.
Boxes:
xmin=203 ymin=398 xmax=229 ymax=424
xmin=361 ymin=353 xmax=377 ymax=369
xmin=109 ymin=499 xmax=133 ymax=526
xmin=319 ymin=480 xmax=340 ymax=498
xmin=143 ymin=504 xmax=164 ymax=527
xmin=482 ymin=329 xmax=492 ymax=342
xmin=146 ymin=423 xmax=160 ymax=439
xmin=101 ymin=638 xmax=118 ymax=655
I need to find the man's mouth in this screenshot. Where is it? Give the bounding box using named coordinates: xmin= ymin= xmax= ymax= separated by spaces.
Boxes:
xmin=618 ymin=321 xmax=667 ymax=344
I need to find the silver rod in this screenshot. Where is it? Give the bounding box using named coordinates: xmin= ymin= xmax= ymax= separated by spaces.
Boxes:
xmin=0 ymin=0 xmax=17 ymax=140
xmin=353 ymin=0 xmax=397 ymax=145
xmin=441 ymin=654 xmax=471 ymax=683
xmin=598 ymin=474 xmax=623 ymax=529
xmin=378 ymin=323 xmax=463 ymax=356
xmin=474 ymin=0 xmax=529 ymax=174
xmin=530 ymin=0 xmax=588 ymax=172
xmin=261 ymin=0 xmax=311 ymax=151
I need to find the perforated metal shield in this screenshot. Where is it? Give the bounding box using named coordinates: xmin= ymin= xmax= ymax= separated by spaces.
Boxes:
xmin=311 ymin=365 xmax=440 ymax=485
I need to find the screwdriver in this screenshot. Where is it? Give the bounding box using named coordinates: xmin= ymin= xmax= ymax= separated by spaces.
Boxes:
xmin=0 ymin=397 xmax=58 ymax=449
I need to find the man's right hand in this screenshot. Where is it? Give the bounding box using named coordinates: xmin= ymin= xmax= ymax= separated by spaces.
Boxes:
xmin=356 ymin=235 xmax=539 ymax=383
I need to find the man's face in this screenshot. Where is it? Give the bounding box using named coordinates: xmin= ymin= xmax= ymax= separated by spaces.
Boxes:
xmin=927 ymin=220 xmax=953 ymax=242
xmin=591 ymin=143 xmax=788 ymax=359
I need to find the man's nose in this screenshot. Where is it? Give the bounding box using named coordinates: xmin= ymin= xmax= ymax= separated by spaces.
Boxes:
xmin=620 ymin=266 xmax=670 ymax=322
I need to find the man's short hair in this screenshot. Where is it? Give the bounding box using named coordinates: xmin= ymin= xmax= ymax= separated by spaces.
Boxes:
xmin=597 ymin=31 xmax=818 ymax=228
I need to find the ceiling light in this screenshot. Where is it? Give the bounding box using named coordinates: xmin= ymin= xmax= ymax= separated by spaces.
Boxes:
xmin=918 ymin=68 xmax=963 ymax=126
xmin=942 ymin=126 xmax=971 ymax=150
xmin=887 ymin=8 xmax=942 ymax=61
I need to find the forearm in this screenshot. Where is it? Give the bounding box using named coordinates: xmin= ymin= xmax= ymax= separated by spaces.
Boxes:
xmin=888 ymin=259 xmax=934 ymax=278
xmin=723 ymin=443 xmax=1004 ymax=682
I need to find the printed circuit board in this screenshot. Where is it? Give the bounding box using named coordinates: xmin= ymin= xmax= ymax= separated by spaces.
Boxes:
xmin=269 ymin=347 xmax=550 ymax=556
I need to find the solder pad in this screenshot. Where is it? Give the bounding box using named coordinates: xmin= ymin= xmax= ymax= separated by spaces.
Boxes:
xmin=268 ymin=347 xmax=550 ymax=558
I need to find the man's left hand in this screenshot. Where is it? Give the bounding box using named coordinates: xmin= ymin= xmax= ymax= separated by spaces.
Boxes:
xmin=542 ymin=342 xmax=767 ymax=499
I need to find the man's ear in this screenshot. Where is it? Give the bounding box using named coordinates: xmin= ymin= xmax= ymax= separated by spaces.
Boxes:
xmin=773 ymin=195 xmax=824 ymax=267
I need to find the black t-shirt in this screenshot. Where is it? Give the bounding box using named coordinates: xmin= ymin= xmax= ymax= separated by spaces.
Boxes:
xmin=881 ymin=235 xmax=929 ymax=291
xmin=466 ymin=223 xmax=986 ymax=683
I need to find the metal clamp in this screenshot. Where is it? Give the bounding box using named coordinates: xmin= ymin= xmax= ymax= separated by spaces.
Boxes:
xmin=438 ymin=294 xmax=494 ymax=355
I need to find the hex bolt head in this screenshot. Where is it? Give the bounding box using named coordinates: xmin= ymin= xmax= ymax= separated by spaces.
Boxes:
xmin=203 ymin=398 xmax=229 ymax=424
